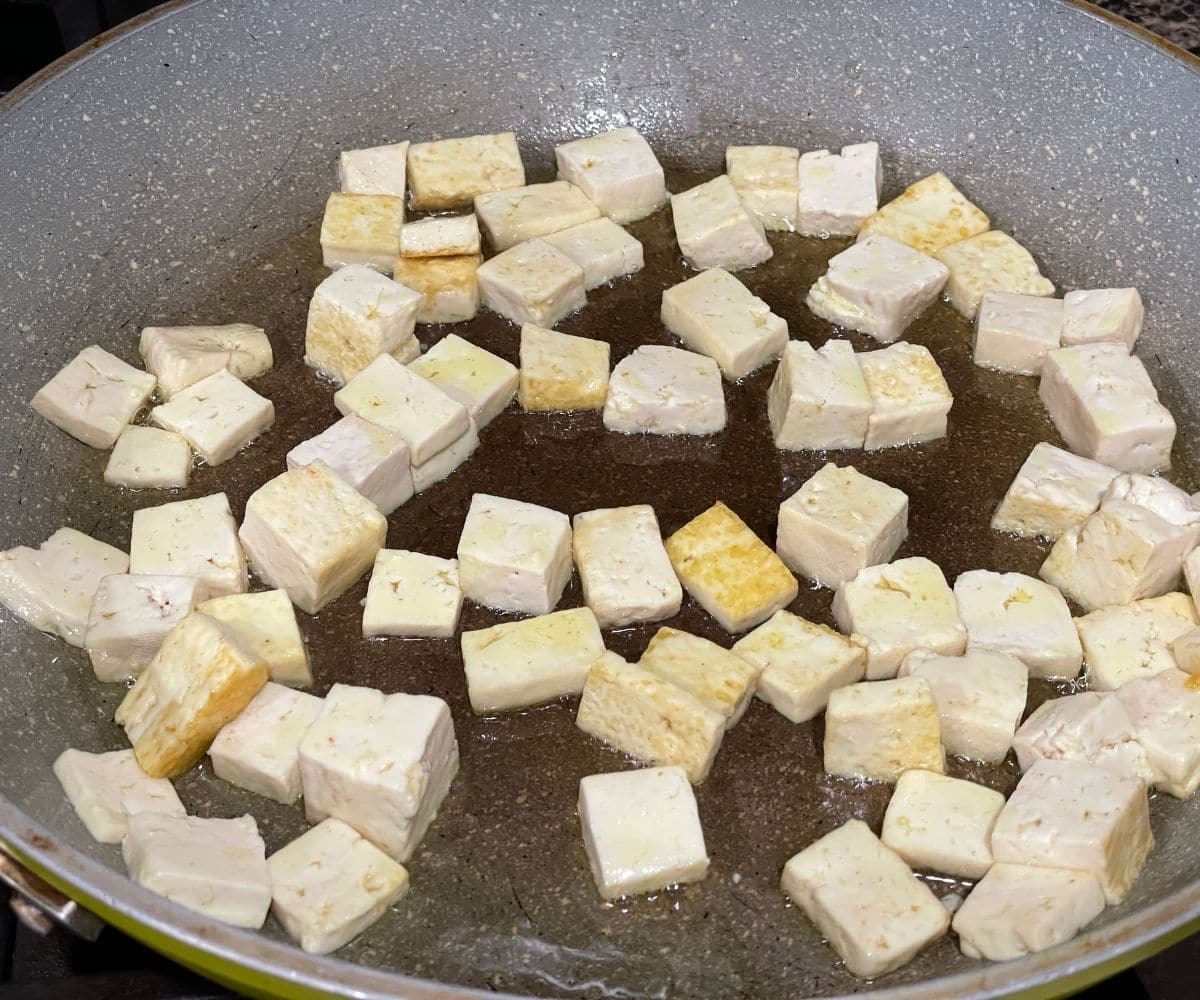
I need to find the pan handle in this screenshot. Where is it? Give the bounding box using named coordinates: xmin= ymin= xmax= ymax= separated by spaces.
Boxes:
xmin=0 ymin=846 xmax=105 ymax=941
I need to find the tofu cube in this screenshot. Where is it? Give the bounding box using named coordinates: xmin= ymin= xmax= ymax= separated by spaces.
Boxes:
xmin=408 ymin=333 xmax=518 ymax=428
xmin=1115 ymin=669 xmax=1200 ymax=798
xmin=362 ymin=550 xmax=462 ymax=639
xmin=578 ymin=766 xmax=709 ymax=899
xmin=319 ymin=192 xmax=404 ymax=272
xmin=123 ymin=813 xmax=270 ymax=929
xmin=858 ymin=342 xmax=954 ymax=450
xmin=572 ymin=504 xmax=681 ymax=628
xmin=333 ymin=353 xmax=470 ymax=464
xmin=338 ymin=140 xmax=409 ymax=196
xmin=725 ymin=144 xmax=800 ymax=231
xmin=670 ymin=175 xmax=773 ymax=272
xmin=407 ymin=132 xmax=525 ymax=211
xmin=198 ymin=589 xmax=312 ymax=687
xmin=576 ymin=651 xmax=725 ymax=783
xmin=952 ymin=863 xmax=1106 ymax=961
xmin=638 ymin=626 xmax=759 ymax=728
xmin=1039 ymin=343 xmax=1175 ymax=473
xmin=973 ymin=292 xmax=1065 ymax=375
xmin=540 ymin=217 xmax=644 ymax=289
xmin=554 ymin=127 xmax=667 ymax=224
xmin=776 ymin=463 xmax=909 ymax=588
xmin=268 ymin=817 xmax=410 ymax=954
xmin=1103 ymin=473 xmax=1200 ymax=551
xmin=796 ymin=142 xmax=883 ymax=237
xmin=664 ymin=501 xmax=798 ymax=634
xmin=410 ymin=416 xmax=479 ymax=493
xmin=1061 ymin=288 xmax=1143 ymax=350
xmin=475 ymin=180 xmax=600 ymax=251
xmin=824 ymin=676 xmax=945 ymax=781
xmin=898 ymin=649 xmax=1027 ymax=763
xmin=461 ymin=607 xmax=604 ymax=713
xmin=1170 ymin=626 xmax=1200 ymax=674
xmin=1076 ymin=593 xmax=1197 ymax=691
xmin=0 ymin=527 xmax=128 ymax=647
xmin=150 ymin=369 xmax=274 ymax=466
xmin=287 ymin=415 xmax=413 ymax=517
xmin=1011 ymin=692 xmax=1153 ymax=782
xmin=832 ymin=556 xmax=966 ymax=679
xmin=138 ymin=323 xmax=272 ymax=400
xmin=935 ymin=230 xmax=1055 ymax=320
xmin=732 ymin=611 xmax=867 ymax=724
xmin=209 ymin=682 xmax=323 ymax=803
xmin=85 ymin=574 xmax=204 ymax=682
xmin=476 ymin=238 xmax=586 ymax=328
xmin=31 ymin=345 xmax=156 ymax=449
xmin=238 ymin=462 xmax=387 ymax=615
xmin=116 ymin=612 xmax=268 ymax=778
xmin=391 ymin=254 xmax=482 ymax=324
xmin=399 ymin=213 xmax=481 ymax=258
xmin=304 ymin=264 xmax=421 ymax=386
xmin=857 ymin=171 xmax=990 ymax=254
xmin=603 ymin=345 xmax=726 ymax=435
xmin=53 ymin=748 xmax=185 ymax=843
xmin=298 ymin=684 xmax=459 ymax=861
xmin=780 ymin=819 xmax=949 ymax=979
xmin=129 ymin=493 xmax=245 ymax=598
xmin=990 ymin=757 xmax=1153 ymax=903
xmin=991 ymin=442 xmax=1119 ymax=541
xmin=660 ymin=267 xmax=788 ymax=381
xmin=518 ymin=323 xmax=611 ymax=412
xmin=766 ymin=339 xmax=872 ymax=450
xmin=104 ymin=426 xmax=193 ymax=490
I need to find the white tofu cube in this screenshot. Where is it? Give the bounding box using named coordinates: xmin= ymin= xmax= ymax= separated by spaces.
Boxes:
xmin=858 ymin=342 xmax=954 ymax=450
xmin=53 ymin=748 xmax=185 ymax=843
xmin=796 ymin=142 xmax=883 ymax=237
xmin=518 ymin=323 xmax=611 ymax=412
xmin=456 ymin=493 xmax=573 ymax=615
xmin=298 ymin=684 xmax=459 ymax=861
xmin=238 ymin=462 xmax=387 ymax=615
xmin=287 ymin=415 xmax=413 ymax=517
xmin=973 ymin=292 xmax=1065 ymax=375
xmin=638 ymin=626 xmax=759 ymax=728
xmin=1061 ymin=288 xmax=1143 ymax=350
xmin=410 ymin=416 xmax=479 ymax=493
xmin=665 ymin=501 xmax=798 ymax=634
xmin=268 ymin=817 xmax=410 ymax=954
xmin=150 ymin=369 xmax=274 ymax=466
xmin=138 ymin=323 xmax=273 ymax=400
xmin=399 ymin=213 xmax=481 ymax=258
xmin=129 ymin=493 xmax=245 ymax=598
xmin=408 ymin=333 xmax=518 ymax=428
xmin=1012 ymin=692 xmax=1153 ymax=782
xmin=732 ymin=611 xmax=867 ymax=724
xmin=660 ymin=267 xmax=788 ymax=381
xmin=725 ymin=145 xmax=800 ymax=231
xmin=578 ymin=766 xmax=709 ymax=899
xmin=476 ymin=238 xmax=586 ymax=328
xmin=1076 ymin=593 xmax=1197 ymax=691
xmin=540 ymin=217 xmax=644 ymax=289
xmin=935 ymin=230 xmax=1055 ymax=320
xmin=0 ymin=527 xmax=128 ymax=647
xmin=209 ymin=682 xmax=323 ymax=803
xmin=952 ymin=863 xmax=1106 ymax=961
xmin=991 ymin=442 xmax=1119 ymax=541
xmin=461 ymin=607 xmax=604 ymax=713
xmin=104 ymin=426 xmax=193 ymax=490
xmin=362 ymin=550 xmax=462 ymax=639
xmin=857 ymin=172 xmax=990 ymax=254
xmin=333 ymin=353 xmax=470 ymax=464
xmin=391 ymin=254 xmax=482 ymax=325
xmin=572 ymin=505 xmax=681 ymax=628
xmin=1115 ymin=669 xmax=1200 ymax=798
xmin=1170 ymin=626 xmax=1200 ymax=674
xmin=198 ymin=589 xmax=312 ymax=687
xmin=1103 ymin=471 xmax=1200 ymax=545
xmin=475 ymin=180 xmax=600 ymax=251
xmin=780 ymin=819 xmax=949 ymax=979
xmin=304 ymin=264 xmax=421 ymax=386
xmin=319 ymin=192 xmax=405 ymax=272
xmin=604 ymin=345 xmax=726 ymax=435
xmin=1039 ymin=342 xmax=1175 ymax=474
xmin=670 ymin=175 xmax=773 ymax=272
xmin=115 ymin=611 xmax=268 ymax=778
xmin=990 ymin=757 xmax=1153 ymax=903
xmin=824 ymin=676 xmax=945 ymax=781
xmin=776 ymin=463 xmax=909 ymax=588
xmin=554 ymin=127 xmax=667 ymax=224
xmin=766 ymin=339 xmax=872 ymax=450
xmin=31 ymin=345 xmax=156 ymax=449
xmin=898 ymin=649 xmax=1028 ymax=763
xmin=832 ymin=556 xmax=966 ymax=679
xmin=85 ymin=574 xmax=203 ymax=682
xmin=576 ymin=651 xmax=725 ymax=784
xmin=338 ymin=140 xmax=409 ymax=196
xmin=407 ymin=132 xmax=525 ymax=211
xmin=123 ymin=813 xmax=270 ymax=929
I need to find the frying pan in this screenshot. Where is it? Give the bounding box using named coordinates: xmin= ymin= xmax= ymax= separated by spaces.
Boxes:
xmin=2 ymin=0 xmax=1200 ymax=996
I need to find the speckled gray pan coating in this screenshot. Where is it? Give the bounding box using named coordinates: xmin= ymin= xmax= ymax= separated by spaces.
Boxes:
xmin=0 ymin=1 xmax=1199 ymax=998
